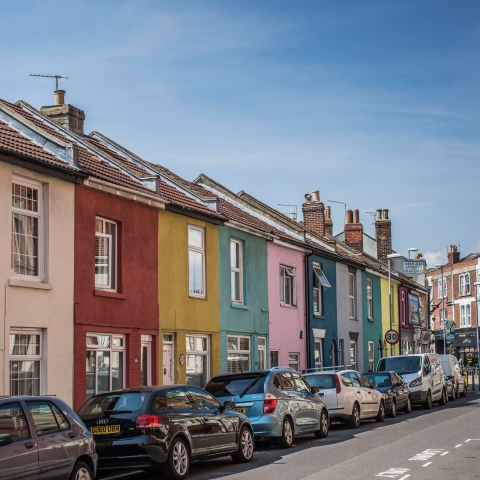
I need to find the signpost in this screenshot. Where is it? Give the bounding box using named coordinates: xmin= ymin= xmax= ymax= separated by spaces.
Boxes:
xmin=402 ymin=261 xmax=426 ymax=274
xmin=385 ymin=330 xmax=399 ymax=345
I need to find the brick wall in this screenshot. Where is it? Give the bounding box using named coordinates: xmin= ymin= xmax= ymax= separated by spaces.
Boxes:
xmin=302 ymin=201 xmax=325 ymax=237
xmin=375 ymin=210 xmax=392 ymax=264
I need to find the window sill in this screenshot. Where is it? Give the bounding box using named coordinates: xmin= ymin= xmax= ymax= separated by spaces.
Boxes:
xmin=367 ymin=317 xmax=374 ymax=322
xmin=8 ymin=279 xmax=52 ymax=290
xmin=313 ymin=313 xmax=325 ymax=318
xmin=349 ymin=317 xmax=358 ymax=321
xmin=231 ymin=303 xmax=249 ymax=310
xmin=280 ymin=304 xmax=297 ymax=309
xmin=94 ymin=289 xmax=126 ymax=299
xmin=189 ymin=294 xmax=207 ymax=300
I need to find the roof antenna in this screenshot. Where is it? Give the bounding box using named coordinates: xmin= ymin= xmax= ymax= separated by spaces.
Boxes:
xmin=30 ymin=73 xmax=69 ymax=91
xmin=328 ymin=199 xmax=347 ymax=224
xmin=278 ymin=204 xmax=297 ymax=221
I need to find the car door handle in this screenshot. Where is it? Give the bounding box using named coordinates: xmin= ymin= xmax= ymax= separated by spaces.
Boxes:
xmin=357 ymin=391 xmax=361 ymax=394
xmin=203 ymin=418 xmax=211 ymax=422
xmin=367 ymin=392 xmax=371 ymax=394
xmin=25 ymin=441 xmax=34 ymax=449
xmin=68 ymin=431 xmax=75 ymax=438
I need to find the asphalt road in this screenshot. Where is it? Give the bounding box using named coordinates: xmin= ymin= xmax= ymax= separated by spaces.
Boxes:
xmin=102 ymin=393 xmax=480 ymax=480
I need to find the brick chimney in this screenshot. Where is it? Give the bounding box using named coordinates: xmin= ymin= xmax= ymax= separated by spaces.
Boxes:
xmin=302 ymin=190 xmax=325 ymax=237
xmin=375 ymin=208 xmax=392 ymax=264
xmin=40 ymin=90 xmax=85 ymax=135
xmin=344 ymin=209 xmax=364 ymax=253
xmin=325 ymin=205 xmax=333 ymax=235
xmin=447 ymin=245 xmax=460 ymax=265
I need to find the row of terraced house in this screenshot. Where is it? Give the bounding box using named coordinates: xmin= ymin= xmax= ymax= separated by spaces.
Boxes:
xmin=0 ymin=91 xmax=430 ymax=409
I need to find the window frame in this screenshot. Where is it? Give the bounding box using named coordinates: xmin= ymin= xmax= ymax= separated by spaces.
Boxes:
xmin=227 ymin=335 xmax=251 ymax=373
xmin=368 ymin=341 xmax=375 ymax=372
xmin=257 ymin=337 xmax=266 ymax=370
xmin=460 ymin=304 xmax=471 ymax=327
xmin=188 ymin=225 xmax=206 ymax=298
xmin=185 ymin=334 xmax=210 ymax=386
xmin=95 ymin=216 xmax=117 ymax=291
xmin=288 ymin=352 xmax=299 ymax=371
xmin=11 ymin=176 xmax=43 ymax=282
xmin=270 ymin=350 xmax=279 ymax=368
xmin=349 ymin=340 xmax=356 ymax=370
xmin=312 ymin=262 xmax=323 ymax=315
xmin=349 ymin=272 xmax=356 ymax=319
xmin=280 ymin=265 xmax=296 ymax=307
xmin=367 ymin=278 xmax=373 ymax=319
xmin=460 ymin=274 xmax=471 ymax=296
xmin=438 ymin=278 xmax=447 ymax=299
xmin=314 ymin=338 xmax=323 ymax=369
xmin=230 ymin=239 xmax=243 ymax=304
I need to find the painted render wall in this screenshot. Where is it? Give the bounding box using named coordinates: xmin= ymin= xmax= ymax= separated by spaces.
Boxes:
xmin=268 ymin=242 xmax=306 ymax=370
xmin=0 ymin=163 xmax=75 ymax=405
xmin=336 ymin=263 xmax=364 ymax=372
xmin=218 ymin=226 xmax=269 ymax=372
xmin=380 ymin=278 xmax=400 ymax=357
xmin=308 ymin=254 xmax=337 ymax=368
xmin=362 ymin=271 xmax=383 ymax=372
xmin=158 ymin=210 xmax=221 ymax=385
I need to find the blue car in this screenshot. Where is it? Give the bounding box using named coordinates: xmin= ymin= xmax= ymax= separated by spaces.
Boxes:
xmin=204 ymin=367 xmax=329 ymax=448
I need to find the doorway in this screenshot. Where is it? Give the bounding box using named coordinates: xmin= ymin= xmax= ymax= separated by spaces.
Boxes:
xmin=163 ymin=334 xmax=174 ymax=385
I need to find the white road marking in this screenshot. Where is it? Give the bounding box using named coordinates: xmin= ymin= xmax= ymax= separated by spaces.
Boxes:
xmin=465 ymin=439 xmax=480 ymax=442
xmin=455 ymin=444 xmax=462 ymax=448
xmin=409 ymin=449 xmax=444 ymax=461
xmin=375 ymin=468 xmax=410 ymax=478
xmin=398 ymin=476 xmax=410 ymax=480
xmin=441 ymin=451 xmax=449 ymax=456
xmin=422 ymin=462 xmax=432 ymax=467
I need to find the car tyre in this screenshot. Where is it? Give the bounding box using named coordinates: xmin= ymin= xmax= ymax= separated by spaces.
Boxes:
xmin=439 ymin=388 xmax=447 ymax=406
xmin=451 ymin=386 xmax=457 ymax=401
xmin=232 ymin=427 xmax=254 ymax=463
xmin=348 ymin=403 xmax=360 ymax=429
xmin=277 ymin=417 xmax=294 ymax=448
xmin=375 ymin=401 xmax=385 ymax=422
xmin=403 ymin=396 xmax=412 ymax=414
xmin=70 ymin=461 xmax=93 ymax=480
xmin=163 ymin=437 xmax=190 ymax=480
xmin=314 ymin=409 xmax=329 ymax=439
xmin=389 ymin=400 xmax=396 ymax=418
xmin=423 ymin=391 xmax=433 ymax=410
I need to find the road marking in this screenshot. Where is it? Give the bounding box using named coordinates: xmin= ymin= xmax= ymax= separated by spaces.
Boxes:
xmin=398 ymin=476 xmax=410 ymax=480
xmin=455 ymin=444 xmax=462 ymax=448
xmin=441 ymin=451 xmax=449 ymax=456
xmin=375 ymin=468 xmax=409 ymax=478
xmin=422 ymin=462 xmax=432 ymax=467
xmin=465 ymin=439 xmax=480 ymax=442
xmin=409 ymin=449 xmax=443 ymax=461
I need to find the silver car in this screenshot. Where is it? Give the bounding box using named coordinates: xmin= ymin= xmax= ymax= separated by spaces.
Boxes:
xmin=0 ymin=395 xmax=97 ymax=480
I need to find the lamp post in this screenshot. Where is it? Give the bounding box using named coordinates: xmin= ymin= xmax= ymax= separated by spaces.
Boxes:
xmin=408 ymin=248 xmax=418 ymax=259
xmin=436 ymin=263 xmax=446 ymax=354
xmin=475 ymin=281 xmax=480 ymax=392
xmin=387 ymin=253 xmax=402 ymax=356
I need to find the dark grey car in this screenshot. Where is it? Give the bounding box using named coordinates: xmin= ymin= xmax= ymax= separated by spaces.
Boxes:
xmin=0 ymin=395 xmax=97 ymax=480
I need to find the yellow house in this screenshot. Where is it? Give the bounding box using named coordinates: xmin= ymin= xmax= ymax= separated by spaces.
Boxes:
xmin=381 ymin=278 xmax=400 ymax=356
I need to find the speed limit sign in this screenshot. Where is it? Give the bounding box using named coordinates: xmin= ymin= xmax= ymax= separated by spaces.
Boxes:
xmin=385 ymin=330 xmax=399 ymax=345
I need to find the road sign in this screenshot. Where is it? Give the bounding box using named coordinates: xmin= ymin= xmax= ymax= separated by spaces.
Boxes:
xmin=385 ymin=330 xmax=399 ymax=345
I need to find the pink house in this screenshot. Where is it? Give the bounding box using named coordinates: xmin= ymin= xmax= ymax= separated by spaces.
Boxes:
xmin=268 ymin=242 xmax=307 ymax=371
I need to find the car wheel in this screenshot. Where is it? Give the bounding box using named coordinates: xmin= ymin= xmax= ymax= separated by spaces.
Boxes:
xmin=70 ymin=461 xmax=93 ymax=480
xmin=451 ymin=386 xmax=457 ymax=401
xmin=439 ymin=388 xmax=447 ymax=406
xmin=163 ymin=437 xmax=189 ymax=480
xmin=403 ymin=396 xmax=412 ymax=414
xmin=375 ymin=401 xmax=385 ymax=422
xmin=232 ymin=427 xmax=254 ymax=463
xmin=389 ymin=400 xmax=396 ymax=418
xmin=277 ymin=417 xmax=294 ymax=448
xmin=314 ymin=410 xmax=329 ymax=438
xmin=423 ymin=391 xmax=432 ymax=410
xmin=348 ymin=403 xmax=360 ymax=429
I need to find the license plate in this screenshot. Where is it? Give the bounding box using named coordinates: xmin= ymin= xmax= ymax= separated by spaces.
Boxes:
xmin=91 ymin=425 xmax=121 ymax=435
xmin=232 ymin=407 xmax=246 ymax=414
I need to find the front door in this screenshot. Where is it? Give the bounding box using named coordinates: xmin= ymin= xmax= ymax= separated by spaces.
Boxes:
xmin=163 ymin=343 xmax=173 ymax=385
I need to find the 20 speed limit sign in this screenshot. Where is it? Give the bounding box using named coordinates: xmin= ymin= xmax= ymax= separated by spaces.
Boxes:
xmin=385 ymin=330 xmax=399 ymax=345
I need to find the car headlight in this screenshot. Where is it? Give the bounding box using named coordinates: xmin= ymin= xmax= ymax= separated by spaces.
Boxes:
xmin=409 ymin=377 xmax=422 ymax=388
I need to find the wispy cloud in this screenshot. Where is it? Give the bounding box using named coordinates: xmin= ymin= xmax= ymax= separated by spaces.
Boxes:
xmin=424 ymin=249 xmax=448 ymax=268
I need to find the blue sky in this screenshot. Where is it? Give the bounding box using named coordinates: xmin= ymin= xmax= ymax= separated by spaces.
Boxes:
xmin=2 ymin=1 xmax=479 ymax=266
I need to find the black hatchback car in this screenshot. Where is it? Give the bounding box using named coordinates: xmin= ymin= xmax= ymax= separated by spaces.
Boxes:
xmin=77 ymin=385 xmax=255 ymax=479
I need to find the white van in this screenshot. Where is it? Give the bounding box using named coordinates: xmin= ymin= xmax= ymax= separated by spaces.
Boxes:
xmin=439 ymin=354 xmax=466 ymax=399
xmin=377 ymin=354 xmax=447 ymax=409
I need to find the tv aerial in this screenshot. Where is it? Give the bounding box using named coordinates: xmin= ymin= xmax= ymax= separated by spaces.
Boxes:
xmin=30 ymin=73 xmax=69 ymax=90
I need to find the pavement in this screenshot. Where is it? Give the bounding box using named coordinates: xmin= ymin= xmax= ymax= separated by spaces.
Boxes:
xmin=100 ymin=392 xmax=480 ymax=480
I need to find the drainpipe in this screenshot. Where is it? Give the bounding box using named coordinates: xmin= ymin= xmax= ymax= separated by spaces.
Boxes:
xmin=304 ymin=252 xmax=314 ymax=369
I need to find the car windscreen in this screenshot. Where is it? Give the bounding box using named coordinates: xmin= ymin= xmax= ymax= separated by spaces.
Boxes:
xmin=378 ymin=357 xmax=422 ymax=374
xmin=364 ymin=373 xmax=391 ymax=387
xmin=205 ymin=374 xmax=267 ymax=397
xmin=77 ymin=392 xmax=150 ymax=417
xmin=304 ymin=374 xmax=336 ymax=389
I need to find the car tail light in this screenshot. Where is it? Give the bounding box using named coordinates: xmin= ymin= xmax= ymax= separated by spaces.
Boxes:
xmin=263 ymin=394 xmax=278 ymax=414
xmin=452 ymin=376 xmax=455 ymax=385
xmin=136 ymin=414 xmax=162 ymax=429
xmin=335 ymin=374 xmax=341 ymax=394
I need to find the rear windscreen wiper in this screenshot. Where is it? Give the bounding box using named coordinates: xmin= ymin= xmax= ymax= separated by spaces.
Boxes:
xmin=239 ymin=377 xmax=261 ymax=398
xmin=104 ymin=409 xmax=133 ymax=414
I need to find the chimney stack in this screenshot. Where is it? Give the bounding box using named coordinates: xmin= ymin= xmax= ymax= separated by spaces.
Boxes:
xmin=302 ymin=190 xmax=325 ymax=237
xmin=447 ymin=245 xmax=460 ymax=265
xmin=40 ymin=90 xmax=85 ymax=135
xmin=344 ymin=208 xmax=364 ymax=253
xmin=375 ymin=208 xmax=392 ymax=264
xmin=325 ymin=205 xmax=333 ymax=235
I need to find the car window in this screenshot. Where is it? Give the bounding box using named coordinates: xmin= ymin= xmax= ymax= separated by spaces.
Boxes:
xmin=340 ymin=374 xmax=353 ymax=387
xmin=50 ymin=403 xmax=70 ymax=430
xmin=346 ymin=372 xmax=361 ymax=387
xmin=364 ymin=373 xmax=390 ymax=387
xmin=273 ymin=374 xmax=282 ymax=389
xmin=152 ymin=392 xmax=167 ymax=411
xmin=26 ymin=401 xmax=60 ymax=436
xmin=279 ymin=373 xmax=296 ymax=391
xmin=424 ymin=357 xmax=431 ymax=374
xmin=305 ymin=374 xmax=335 ymax=389
xmin=0 ymin=402 xmax=30 ymax=441
xmin=204 ymin=374 xmax=267 ymax=397
xmin=77 ymin=392 xmax=150 ymax=416
xmin=292 ymin=373 xmax=311 ymax=393
xmin=357 ymin=374 xmax=372 ymax=388
xmin=186 ymin=387 xmax=222 ymax=410
xmin=167 ymin=388 xmax=194 ymax=410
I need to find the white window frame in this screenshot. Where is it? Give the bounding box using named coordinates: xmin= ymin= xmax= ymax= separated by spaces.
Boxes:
xmin=367 ymin=278 xmax=373 ymax=319
xmin=349 ymin=273 xmax=356 ymax=319
xmin=314 ymin=338 xmax=323 ymax=369
xmin=186 ymin=334 xmax=210 ymax=385
xmin=280 ymin=265 xmax=296 ymax=307
xmin=188 ymin=226 xmax=206 ymax=298
xmin=288 ymin=352 xmax=299 ymax=371
xmin=349 ymin=340 xmax=356 ymax=370
xmin=9 ymin=329 xmax=43 ymax=395
xmin=257 ymin=337 xmax=266 ymax=370
xmin=95 ymin=217 xmax=117 ymax=291
xmin=230 ymin=239 xmax=243 ymax=304
xmin=11 ymin=177 xmax=43 ymax=282
xmin=86 ymin=333 xmax=126 ymax=397
xmin=227 ymin=335 xmax=251 ymax=373
xmin=460 ymin=304 xmax=471 ymax=327
xmin=141 ymin=335 xmax=152 ymax=387
xmin=270 ymin=350 xmax=279 ymax=368
xmin=438 ymin=278 xmax=447 ymax=299
xmin=460 ymin=274 xmax=471 ymax=296
xmin=368 ymin=341 xmax=374 ymax=372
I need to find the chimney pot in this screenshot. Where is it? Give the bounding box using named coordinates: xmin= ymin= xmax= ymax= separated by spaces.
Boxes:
xmin=54 ymin=89 xmax=65 ymax=105
xmin=376 ymin=209 xmax=382 ymax=220
xmin=383 ymin=209 xmax=389 ymax=220
xmin=353 ymin=209 xmax=360 ymax=224
xmin=326 ymin=206 xmax=331 ymax=219
xmin=312 ymin=190 xmax=320 ymax=202
xmin=345 ymin=209 xmax=353 ymax=224
xmin=375 ymin=207 xmax=392 ymax=264
xmin=447 ymin=245 xmax=460 ymax=265
xmin=302 ymin=192 xmax=325 ymax=237
xmin=325 ymin=206 xmax=333 ymax=235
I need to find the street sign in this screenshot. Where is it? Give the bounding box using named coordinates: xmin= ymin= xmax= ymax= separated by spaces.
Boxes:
xmin=385 ymin=330 xmax=399 ymax=345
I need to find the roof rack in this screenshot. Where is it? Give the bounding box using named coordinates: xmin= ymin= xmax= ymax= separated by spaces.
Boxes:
xmin=301 ymin=365 xmax=352 ymax=374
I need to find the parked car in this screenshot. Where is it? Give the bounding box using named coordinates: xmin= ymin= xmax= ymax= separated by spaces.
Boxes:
xmin=77 ymin=385 xmax=254 ymax=479
xmin=377 ymin=354 xmax=447 ymax=409
xmin=439 ymin=354 xmax=466 ymax=399
xmin=363 ymin=371 xmax=411 ymax=417
xmin=204 ymin=368 xmax=329 ymax=448
xmin=302 ymin=368 xmax=385 ymax=428
xmin=0 ymin=395 xmax=97 ymax=480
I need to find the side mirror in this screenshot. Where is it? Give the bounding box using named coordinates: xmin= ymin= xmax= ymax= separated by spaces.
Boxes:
xmin=223 ymin=400 xmax=235 ymax=411
xmin=0 ymin=434 xmax=12 ymax=447
xmin=371 ymin=382 xmax=378 ymax=388
xmin=311 ymin=386 xmax=319 ymax=393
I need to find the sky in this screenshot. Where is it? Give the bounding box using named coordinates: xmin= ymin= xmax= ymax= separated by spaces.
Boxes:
xmin=1 ymin=0 xmax=479 ymax=266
